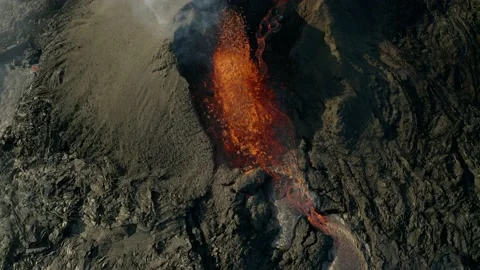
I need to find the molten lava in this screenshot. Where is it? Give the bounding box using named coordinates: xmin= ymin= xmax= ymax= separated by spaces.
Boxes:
xmin=207 ymin=10 xmax=328 ymax=233
xmin=209 ymin=11 xmax=292 ymax=172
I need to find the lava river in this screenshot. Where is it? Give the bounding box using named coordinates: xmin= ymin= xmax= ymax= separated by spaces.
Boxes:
xmin=207 ymin=10 xmax=328 ymax=233
xmin=196 ymin=4 xmax=368 ymax=268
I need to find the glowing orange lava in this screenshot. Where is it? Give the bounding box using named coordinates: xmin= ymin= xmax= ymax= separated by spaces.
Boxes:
xmin=255 ymin=0 xmax=288 ymax=73
xmin=207 ymin=10 xmax=328 ymax=233
xmin=209 ymin=10 xmax=291 ymax=172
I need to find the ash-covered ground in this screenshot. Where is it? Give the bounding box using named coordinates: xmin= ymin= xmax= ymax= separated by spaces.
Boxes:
xmin=0 ymin=0 xmax=479 ymax=269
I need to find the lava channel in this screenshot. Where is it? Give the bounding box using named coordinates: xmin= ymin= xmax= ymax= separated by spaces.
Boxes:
xmin=198 ymin=6 xmax=368 ymax=268
xmin=207 ymin=9 xmax=328 ymax=236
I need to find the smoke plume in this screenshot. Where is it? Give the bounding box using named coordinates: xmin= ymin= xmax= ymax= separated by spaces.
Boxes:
xmin=101 ymin=0 xmax=224 ymax=37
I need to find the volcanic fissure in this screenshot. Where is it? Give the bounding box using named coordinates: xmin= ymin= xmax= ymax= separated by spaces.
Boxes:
xmin=176 ymin=0 xmax=329 ymax=237
xmin=173 ymin=1 xmax=366 ymax=266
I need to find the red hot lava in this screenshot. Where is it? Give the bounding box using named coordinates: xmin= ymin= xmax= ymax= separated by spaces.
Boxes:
xmin=206 ymin=10 xmax=328 ymax=233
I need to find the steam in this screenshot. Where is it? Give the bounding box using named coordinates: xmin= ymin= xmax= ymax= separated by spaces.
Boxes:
xmin=142 ymin=0 xmax=181 ymax=25
xmin=100 ymin=0 xmax=224 ymax=37
xmin=323 ymin=216 xmax=369 ymax=270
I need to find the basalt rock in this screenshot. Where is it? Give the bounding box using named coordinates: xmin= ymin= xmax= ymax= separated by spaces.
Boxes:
xmin=0 ymin=0 xmax=479 ymax=269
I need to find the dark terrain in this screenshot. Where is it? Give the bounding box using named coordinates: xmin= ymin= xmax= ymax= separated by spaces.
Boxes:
xmin=0 ymin=0 xmax=479 ymax=269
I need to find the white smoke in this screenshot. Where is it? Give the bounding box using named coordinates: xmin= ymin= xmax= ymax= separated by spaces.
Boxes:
xmin=98 ymin=0 xmax=185 ymax=36
xmin=141 ymin=0 xmax=184 ymax=25
xmin=100 ymin=0 xmax=223 ymax=37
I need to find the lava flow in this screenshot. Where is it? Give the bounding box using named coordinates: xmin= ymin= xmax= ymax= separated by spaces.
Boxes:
xmin=206 ymin=10 xmax=328 ymax=233
xmin=255 ymin=0 xmax=301 ymax=74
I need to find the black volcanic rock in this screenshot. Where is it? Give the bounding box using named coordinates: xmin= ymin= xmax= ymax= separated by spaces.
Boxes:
xmin=0 ymin=0 xmax=479 ymax=269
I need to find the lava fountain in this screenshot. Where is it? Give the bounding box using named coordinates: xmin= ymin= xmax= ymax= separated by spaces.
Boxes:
xmin=200 ymin=6 xmax=368 ymax=269
xmin=207 ymin=10 xmax=328 ymax=233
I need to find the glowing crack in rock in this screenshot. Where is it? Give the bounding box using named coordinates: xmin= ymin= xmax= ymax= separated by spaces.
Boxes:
xmin=255 ymin=0 xmax=302 ymax=74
